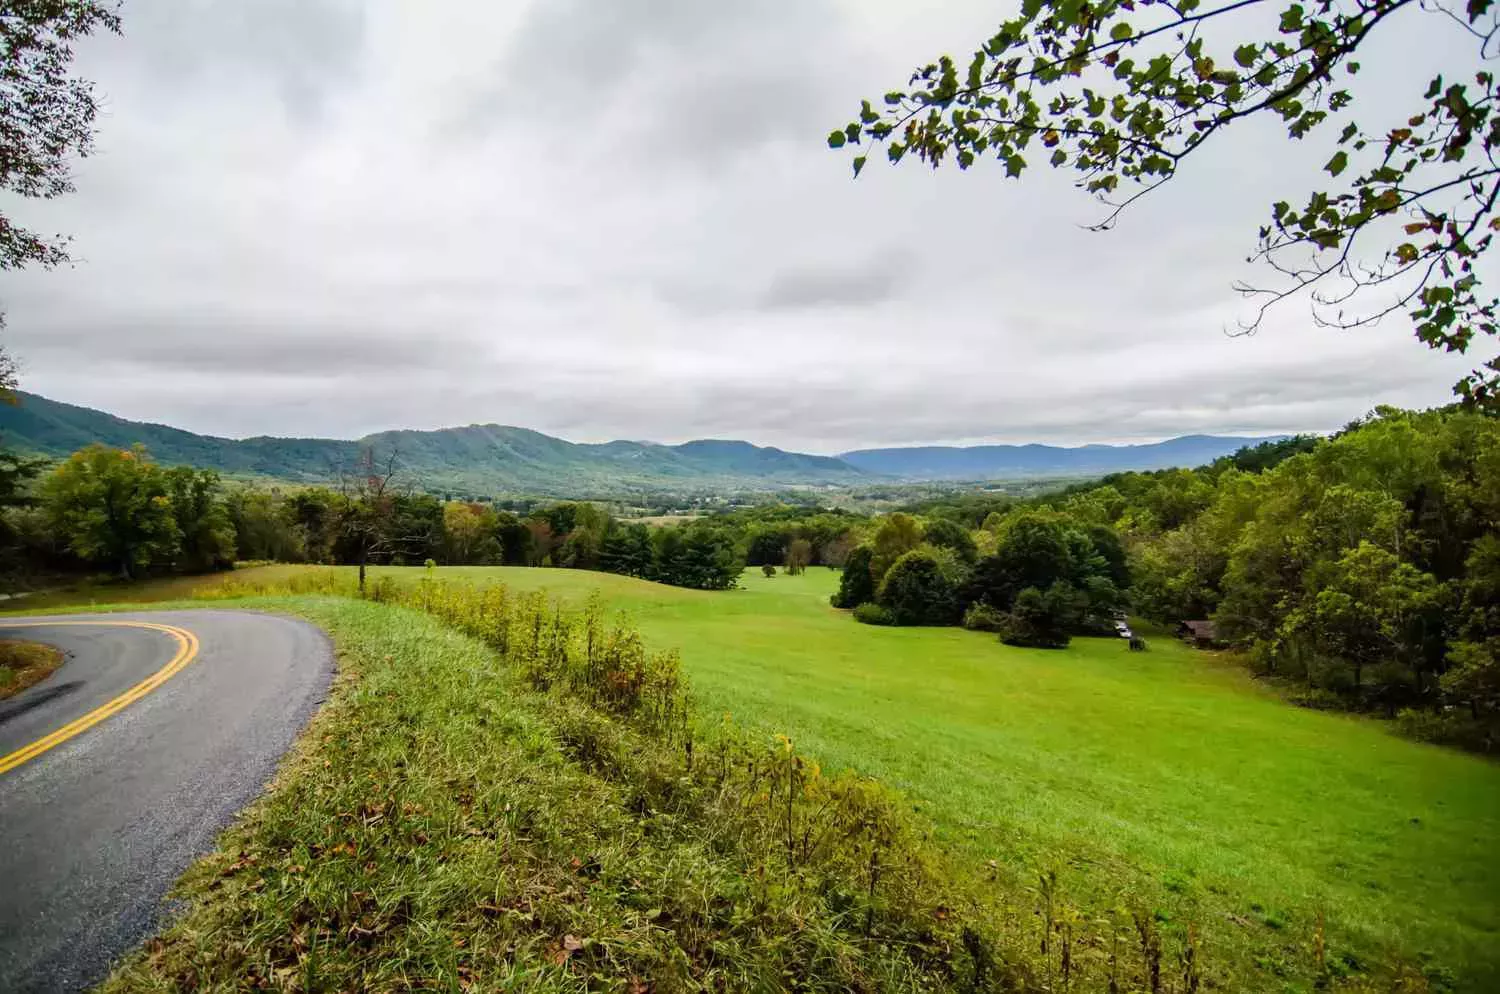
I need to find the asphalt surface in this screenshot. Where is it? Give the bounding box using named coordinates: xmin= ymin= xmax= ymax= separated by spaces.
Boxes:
xmin=0 ymin=611 xmax=334 ymax=994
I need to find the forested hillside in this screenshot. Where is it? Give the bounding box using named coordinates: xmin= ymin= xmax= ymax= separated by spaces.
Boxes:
xmin=0 ymin=392 xmax=868 ymax=494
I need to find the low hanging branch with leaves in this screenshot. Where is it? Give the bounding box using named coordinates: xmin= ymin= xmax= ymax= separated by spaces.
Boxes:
xmin=833 ymin=0 xmax=1500 ymax=403
xmin=0 ymin=0 xmax=122 ymax=273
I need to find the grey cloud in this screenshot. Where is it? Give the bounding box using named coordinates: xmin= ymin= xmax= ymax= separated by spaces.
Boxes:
xmin=756 ymin=251 xmax=909 ymax=310
xmin=660 ymin=247 xmax=911 ymax=314
xmin=91 ymin=0 xmax=368 ymax=122
xmin=11 ymin=317 xmax=451 ymax=376
xmin=477 ymin=0 xmax=847 ymax=164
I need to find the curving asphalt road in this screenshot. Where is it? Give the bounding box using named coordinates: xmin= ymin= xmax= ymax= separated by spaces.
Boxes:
xmin=0 ymin=611 xmax=333 ymax=994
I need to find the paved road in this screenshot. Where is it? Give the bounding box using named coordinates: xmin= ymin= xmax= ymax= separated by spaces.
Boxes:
xmin=0 ymin=611 xmax=333 ymax=994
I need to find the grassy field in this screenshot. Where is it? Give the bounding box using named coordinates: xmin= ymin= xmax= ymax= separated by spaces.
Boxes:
xmin=25 ymin=564 xmax=1500 ymax=988
xmin=103 ymin=596 xmax=1000 ymax=992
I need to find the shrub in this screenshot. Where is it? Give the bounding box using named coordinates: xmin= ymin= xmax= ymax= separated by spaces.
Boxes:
xmin=1396 ymin=707 xmax=1496 ymax=752
xmin=1000 ymin=585 xmax=1073 ymax=648
xmin=831 ymin=545 xmax=876 ymax=608
xmin=762 ymin=564 xmax=776 ymax=577
xmin=852 ymin=602 xmax=896 ymax=626
xmin=962 ymin=602 xmax=1007 ymax=632
xmin=1285 ymin=686 xmax=1349 ymax=711
xmin=877 ymin=549 xmax=959 ymax=626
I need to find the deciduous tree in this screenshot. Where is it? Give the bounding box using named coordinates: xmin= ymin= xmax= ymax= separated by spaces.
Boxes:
xmin=226 ymin=490 xmax=305 ymax=563
xmin=164 ymin=466 xmax=234 ymax=572
xmin=832 ymin=545 xmax=878 ymax=608
xmin=878 ymin=549 xmax=960 ymax=625
xmin=923 ymin=518 xmax=979 ymax=563
xmin=442 ymin=502 xmax=489 ymax=564
xmin=870 ymin=512 xmax=923 ymax=582
xmin=42 ymin=444 xmax=177 ymax=578
xmin=784 ymin=537 xmax=812 ymax=575
xmin=335 ymin=448 xmax=407 ymax=594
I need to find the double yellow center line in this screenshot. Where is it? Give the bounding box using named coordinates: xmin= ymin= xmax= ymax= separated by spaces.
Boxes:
xmin=0 ymin=620 xmax=200 ymax=776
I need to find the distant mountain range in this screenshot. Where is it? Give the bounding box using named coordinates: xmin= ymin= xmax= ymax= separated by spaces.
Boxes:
xmin=0 ymin=392 xmax=1286 ymax=495
xmin=838 ymin=434 xmax=1291 ymax=480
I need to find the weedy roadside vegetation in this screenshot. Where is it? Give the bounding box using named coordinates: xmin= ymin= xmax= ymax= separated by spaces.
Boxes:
xmin=97 ymin=567 xmax=1446 ymax=992
xmin=0 ymin=638 xmax=64 ymax=699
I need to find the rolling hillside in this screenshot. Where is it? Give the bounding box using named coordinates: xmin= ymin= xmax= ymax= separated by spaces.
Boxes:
xmin=0 ymin=393 xmax=867 ymax=495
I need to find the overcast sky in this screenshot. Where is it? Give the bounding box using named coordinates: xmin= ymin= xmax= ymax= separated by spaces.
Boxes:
xmin=0 ymin=0 xmax=1485 ymax=453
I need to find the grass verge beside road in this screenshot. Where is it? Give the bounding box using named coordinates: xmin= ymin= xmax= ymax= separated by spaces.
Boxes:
xmin=0 ymin=638 xmax=64 ymax=699
xmin=99 ymin=595 xmax=1023 ymax=993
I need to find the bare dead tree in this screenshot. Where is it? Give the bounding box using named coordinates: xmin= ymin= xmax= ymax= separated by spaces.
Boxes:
xmin=333 ymin=447 xmax=406 ymax=595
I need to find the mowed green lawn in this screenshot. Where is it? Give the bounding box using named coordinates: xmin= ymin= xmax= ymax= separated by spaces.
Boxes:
xmin=29 ymin=563 xmax=1500 ymax=983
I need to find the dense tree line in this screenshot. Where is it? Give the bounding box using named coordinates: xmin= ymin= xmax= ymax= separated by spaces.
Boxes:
xmin=0 ymin=444 xmax=743 ymax=591
xmin=714 ymin=505 xmax=865 ymax=569
xmin=912 ymin=409 xmax=1499 ymax=751
xmin=830 ymin=508 xmax=1129 ymax=648
xmin=3 ymin=445 xmax=234 ymax=579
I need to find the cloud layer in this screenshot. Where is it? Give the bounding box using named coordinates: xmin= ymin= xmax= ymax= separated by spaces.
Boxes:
xmin=0 ymin=0 xmax=1482 ymax=453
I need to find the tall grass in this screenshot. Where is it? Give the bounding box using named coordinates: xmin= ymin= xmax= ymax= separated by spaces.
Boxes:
xmin=176 ymin=568 xmax=1442 ymax=992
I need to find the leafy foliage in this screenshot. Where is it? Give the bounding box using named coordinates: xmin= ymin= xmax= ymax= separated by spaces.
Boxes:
xmin=0 ymin=0 xmax=120 ymax=271
xmin=836 ymin=0 xmax=1500 ymax=402
xmin=828 ymin=505 xmax=1127 ymax=637
xmin=164 ymin=466 xmax=235 ymax=573
xmin=922 ymin=516 xmax=979 ymax=563
xmin=870 ymin=511 xmax=924 ymax=580
xmin=784 ymin=536 xmax=813 ymax=574
xmin=832 ymin=544 xmax=878 ymax=608
xmin=878 ymin=549 xmax=961 ymax=625
xmin=962 ymin=600 xmax=1009 ymax=632
xmin=1001 ymin=584 xmax=1080 ymax=649
xmin=40 ymin=444 xmax=178 ymax=578
xmin=853 ymin=600 xmax=897 ymax=625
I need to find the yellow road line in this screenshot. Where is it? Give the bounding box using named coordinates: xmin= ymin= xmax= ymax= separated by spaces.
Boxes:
xmin=0 ymin=620 xmax=200 ymax=776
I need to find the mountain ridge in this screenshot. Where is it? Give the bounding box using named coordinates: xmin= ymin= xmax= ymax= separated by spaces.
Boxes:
xmin=0 ymin=392 xmax=867 ymax=495
xmin=0 ymin=391 xmax=1289 ymax=494
xmin=836 ymin=432 xmax=1292 ymax=479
